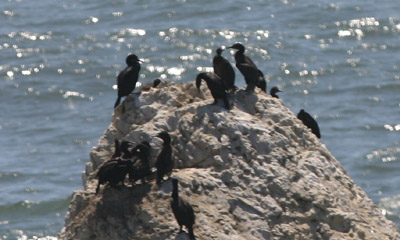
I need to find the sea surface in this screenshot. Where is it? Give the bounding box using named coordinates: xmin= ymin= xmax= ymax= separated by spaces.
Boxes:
xmin=1 ymin=0 xmax=400 ymax=238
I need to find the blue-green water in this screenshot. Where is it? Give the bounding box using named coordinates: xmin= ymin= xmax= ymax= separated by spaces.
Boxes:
xmin=1 ymin=0 xmax=400 ymax=238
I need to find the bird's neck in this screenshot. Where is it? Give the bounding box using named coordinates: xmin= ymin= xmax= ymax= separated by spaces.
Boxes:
xmin=129 ymin=62 xmax=140 ymax=68
xmin=234 ymin=51 xmax=245 ymax=63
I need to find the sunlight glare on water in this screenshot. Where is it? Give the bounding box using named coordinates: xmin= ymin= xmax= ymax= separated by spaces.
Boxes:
xmin=1 ymin=0 xmax=400 ymax=238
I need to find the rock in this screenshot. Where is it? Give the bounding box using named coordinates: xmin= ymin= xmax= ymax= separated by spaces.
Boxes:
xmin=59 ymin=81 xmax=399 ymax=240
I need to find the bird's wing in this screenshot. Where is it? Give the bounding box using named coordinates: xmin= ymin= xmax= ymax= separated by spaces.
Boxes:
xmin=236 ymin=63 xmax=258 ymax=84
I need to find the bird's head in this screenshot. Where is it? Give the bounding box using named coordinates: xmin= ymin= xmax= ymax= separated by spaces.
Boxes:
xmin=270 ymin=86 xmax=282 ymax=95
xmin=227 ymin=42 xmax=245 ymax=51
xmin=126 ymin=54 xmax=142 ymax=66
xmin=216 ymin=47 xmax=224 ymax=55
xmin=156 ymin=131 xmax=171 ymax=143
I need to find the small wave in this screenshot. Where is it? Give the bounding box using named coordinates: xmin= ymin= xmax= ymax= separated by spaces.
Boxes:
xmin=366 ymin=146 xmax=400 ymax=162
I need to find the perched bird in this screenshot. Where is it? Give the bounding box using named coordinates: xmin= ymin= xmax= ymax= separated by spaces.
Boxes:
xmin=270 ymin=86 xmax=282 ymax=99
xmin=152 ymin=78 xmax=161 ymax=88
xmin=228 ymin=43 xmax=266 ymax=93
xmin=114 ymin=54 xmax=141 ymax=108
xmin=155 ymin=131 xmax=174 ymax=184
xmin=95 ymin=158 xmax=133 ymax=194
xmin=213 ymin=47 xmax=236 ymax=91
xmin=171 ymin=178 xmax=196 ymax=240
xmin=129 ymin=141 xmax=153 ymax=184
xmin=297 ymin=109 xmax=321 ymax=139
xmin=196 ymin=72 xmax=230 ymax=110
xmin=140 ymin=79 xmax=162 ymax=92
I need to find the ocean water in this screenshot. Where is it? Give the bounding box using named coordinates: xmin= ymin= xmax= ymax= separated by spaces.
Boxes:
xmin=1 ymin=0 xmax=400 ymax=238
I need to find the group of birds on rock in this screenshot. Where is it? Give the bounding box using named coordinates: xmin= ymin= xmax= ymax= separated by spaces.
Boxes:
xmin=95 ymin=131 xmax=196 ymax=238
xmin=196 ymin=43 xmax=270 ymax=110
xmin=99 ymin=42 xmax=322 ymax=239
xmin=96 ymin=131 xmax=174 ymax=194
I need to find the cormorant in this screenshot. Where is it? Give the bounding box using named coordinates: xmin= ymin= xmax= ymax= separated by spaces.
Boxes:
xmin=153 ymin=78 xmax=161 ymax=88
xmin=171 ymin=178 xmax=196 ymax=240
xmin=297 ymin=109 xmax=321 ymax=139
xmin=95 ymin=158 xmax=133 ymax=194
xmin=114 ymin=54 xmax=141 ymax=108
xmin=196 ymin=72 xmax=230 ymax=110
xmin=141 ymin=79 xmax=162 ymax=92
xmin=213 ymin=47 xmax=236 ymax=91
xmin=155 ymin=131 xmax=174 ymax=184
xmin=270 ymin=86 xmax=282 ymax=98
xmin=228 ymin=43 xmax=266 ymax=93
xmin=129 ymin=141 xmax=153 ymax=184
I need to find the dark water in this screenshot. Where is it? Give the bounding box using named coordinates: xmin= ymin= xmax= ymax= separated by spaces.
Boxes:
xmin=1 ymin=0 xmax=400 ymax=238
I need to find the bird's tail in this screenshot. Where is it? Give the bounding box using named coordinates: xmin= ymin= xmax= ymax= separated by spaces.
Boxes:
xmin=114 ymin=96 xmax=121 ymax=108
xmin=188 ymin=226 xmax=195 ymax=240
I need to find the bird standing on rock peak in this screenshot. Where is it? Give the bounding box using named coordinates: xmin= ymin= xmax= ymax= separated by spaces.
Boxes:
xmin=213 ymin=47 xmax=236 ymax=91
xmin=196 ymin=72 xmax=230 ymax=110
xmin=297 ymin=109 xmax=321 ymax=139
xmin=171 ymin=178 xmax=196 ymax=240
xmin=228 ymin=43 xmax=267 ymax=93
xmin=155 ymin=131 xmax=174 ymax=184
xmin=114 ymin=53 xmax=142 ymax=108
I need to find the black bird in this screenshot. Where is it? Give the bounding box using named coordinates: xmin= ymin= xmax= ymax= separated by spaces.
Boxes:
xmin=270 ymin=86 xmax=282 ymax=99
xmin=155 ymin=131 xmax=174 ymax=184
xmin=141 ymin=79 xmax=162 ymax=92
xmin=213 ymin=47 xmax=236 ymax=91
xmin=153 ymin=78 xmax=161 ymax=88
xmin=228 ymin=43 xmax=264 ymax=93
xmin=95 ymin=158 xmax=133 ymax=194
xmin=114 ymin=54 xmax=141 ymax=108
xmin=196 ymin=72 xmax=230 ymax=110
xmin=297 ymin=109 xmax=321 ymax=139
xmin=129 ymin=141 xmax=153 ymax=184
xmin=171 ymin=178 xmax=196 ymax=240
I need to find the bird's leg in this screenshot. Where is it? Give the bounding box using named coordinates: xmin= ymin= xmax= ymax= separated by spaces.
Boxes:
xmin=245 ymin=83 xmax=255 ymax=93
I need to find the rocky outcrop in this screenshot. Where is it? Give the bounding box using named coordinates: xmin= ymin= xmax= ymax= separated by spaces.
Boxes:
xmin=59 ymin=81 xmax=399 ymax=240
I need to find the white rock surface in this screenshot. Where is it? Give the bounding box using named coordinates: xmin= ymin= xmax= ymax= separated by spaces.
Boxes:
xmin=59 ymin=81 xmax=399 ymax=240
